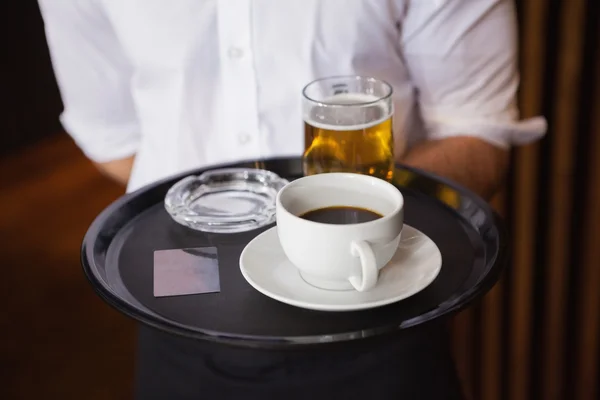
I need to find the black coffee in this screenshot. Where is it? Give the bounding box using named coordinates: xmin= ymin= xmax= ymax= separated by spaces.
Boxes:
xmin=299 ymin=206 xmax=383 ymax=225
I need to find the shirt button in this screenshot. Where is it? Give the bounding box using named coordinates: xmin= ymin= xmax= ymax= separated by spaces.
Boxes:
xmin=228 ymin=47 xmax=245 ymax=59
xmin=237 ymin=133 xmax=251 ymax=145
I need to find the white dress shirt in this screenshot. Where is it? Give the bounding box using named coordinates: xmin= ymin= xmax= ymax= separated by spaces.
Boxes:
xmin=39 ymin=0 xmax=546 ymax=192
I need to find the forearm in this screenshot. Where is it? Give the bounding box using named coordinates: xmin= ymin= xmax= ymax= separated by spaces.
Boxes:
xmin=401 ymin=137 xmax=510 ymax=201
xmin=93 ymin=155 xmax=135 ymax=186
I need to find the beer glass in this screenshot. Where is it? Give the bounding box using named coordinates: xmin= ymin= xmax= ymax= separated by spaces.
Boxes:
xmin=302 ymin=76 xmax=394 ymax=180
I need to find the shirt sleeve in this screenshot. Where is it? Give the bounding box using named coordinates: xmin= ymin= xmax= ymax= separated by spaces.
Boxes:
xmin=38 ymin=0 xmax=140 ymax=162
xmin=401 ymin=0 xmax=546 ymax=148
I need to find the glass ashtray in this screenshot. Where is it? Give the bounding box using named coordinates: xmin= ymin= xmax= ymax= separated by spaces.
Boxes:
xmin=164 ymin=168 xmax=289 ymax=234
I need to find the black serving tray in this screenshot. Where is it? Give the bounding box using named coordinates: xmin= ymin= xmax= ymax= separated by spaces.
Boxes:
xmin=82 ymin=158 xmax=507 ymax=349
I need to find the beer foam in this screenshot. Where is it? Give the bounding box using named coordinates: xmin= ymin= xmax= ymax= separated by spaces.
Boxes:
xmin=305 ymin=93 xmax=391 ymax=131
xmin=321 ymin=93 xmax=381 ymax=105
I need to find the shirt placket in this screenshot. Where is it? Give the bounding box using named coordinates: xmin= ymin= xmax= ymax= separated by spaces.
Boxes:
xmin=217 ymin=0 xmax=261 ymax=158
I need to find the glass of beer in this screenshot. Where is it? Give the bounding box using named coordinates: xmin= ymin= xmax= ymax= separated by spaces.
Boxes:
xmin=302 ymin=76 xmax=394 ymax=180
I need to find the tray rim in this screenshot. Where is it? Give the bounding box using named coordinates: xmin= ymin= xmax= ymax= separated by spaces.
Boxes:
xmin=81 ymin=157 xmax=508 ymax=349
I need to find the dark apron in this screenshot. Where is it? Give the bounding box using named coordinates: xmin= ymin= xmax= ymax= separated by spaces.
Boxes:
xmin=134 ymin=320 xmax=465 ymax=400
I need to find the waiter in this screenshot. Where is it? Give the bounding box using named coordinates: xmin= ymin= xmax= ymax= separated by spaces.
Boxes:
xmin=39 ymin=0 xmax=545 ymax=398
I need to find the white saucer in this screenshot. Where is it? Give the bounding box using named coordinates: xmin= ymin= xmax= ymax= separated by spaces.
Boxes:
xmin=239 ymin=225 xmax=442 ymax=312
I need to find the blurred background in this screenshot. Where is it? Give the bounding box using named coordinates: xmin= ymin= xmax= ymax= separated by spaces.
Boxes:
xmin=1 ymin=0 xmax=598 ymax=399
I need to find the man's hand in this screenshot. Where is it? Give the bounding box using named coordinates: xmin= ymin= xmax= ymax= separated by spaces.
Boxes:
xmin=93 ymin=155 xmax=135 ymax=186
xmin=401 ymin=137 xmax=510 ymax=201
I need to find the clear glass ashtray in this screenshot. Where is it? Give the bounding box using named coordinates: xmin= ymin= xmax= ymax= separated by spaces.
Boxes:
xmin=164 ymin=168 xmax=289 ymax=234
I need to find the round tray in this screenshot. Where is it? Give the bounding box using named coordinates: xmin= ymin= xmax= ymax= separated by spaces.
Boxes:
xmin=82 ymin=158 xmax=508 ymax=349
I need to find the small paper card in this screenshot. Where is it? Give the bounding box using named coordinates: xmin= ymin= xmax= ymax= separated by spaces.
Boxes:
xmin=153 ymin=247 xmax=221 ymax=297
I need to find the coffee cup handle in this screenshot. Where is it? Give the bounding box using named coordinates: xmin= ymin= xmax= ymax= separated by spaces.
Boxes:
xmin=349 ymin=241 xmax=378 ymax=292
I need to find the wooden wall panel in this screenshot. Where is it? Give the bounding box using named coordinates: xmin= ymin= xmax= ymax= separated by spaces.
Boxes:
xmin=573 ymin=18 xmax=600 ymax=400
xmin=481 ymin=193 xmax=507 ymax=400
xmin=542 ymin=0 xmax=588 ymax=398
xmin=508 ymin=0 xmax=547 ymax=398
xmin=451 ymin=0 xmax=599 ymax=399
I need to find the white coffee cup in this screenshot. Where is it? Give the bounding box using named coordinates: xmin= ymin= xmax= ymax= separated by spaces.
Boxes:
xmin=275 ymin=173 xmax=404 ymax=292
